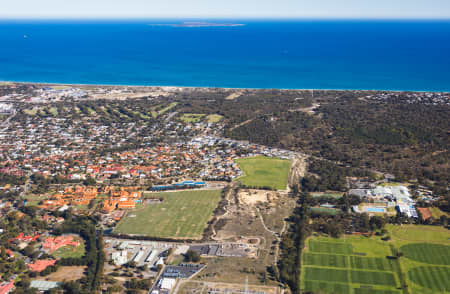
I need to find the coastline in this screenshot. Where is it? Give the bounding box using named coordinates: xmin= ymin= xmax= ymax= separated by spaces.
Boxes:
xmin=2 ymin=80 xmax=449 ymax=94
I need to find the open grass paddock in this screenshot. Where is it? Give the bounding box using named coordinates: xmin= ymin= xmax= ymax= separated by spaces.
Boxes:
xmin=114 ymin=190 xmax=221 ymax=239
xmin=235 ymin=156 xmax=291 ymax=190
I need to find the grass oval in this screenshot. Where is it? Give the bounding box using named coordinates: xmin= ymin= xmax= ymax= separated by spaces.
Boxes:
xmin=401 ymin=243 xmax=450 ymax=265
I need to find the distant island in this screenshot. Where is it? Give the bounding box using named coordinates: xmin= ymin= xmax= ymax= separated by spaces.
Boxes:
xmin=149 ymin=22 xmax=245 ymax=28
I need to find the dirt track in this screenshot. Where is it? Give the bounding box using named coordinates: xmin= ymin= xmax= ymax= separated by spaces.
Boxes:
xmin=289 ymin=153 xmax=308 ymax=188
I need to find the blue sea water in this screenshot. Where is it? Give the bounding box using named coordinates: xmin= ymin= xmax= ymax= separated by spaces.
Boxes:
xmin=1 ymin=19 xmax=450 ymax=91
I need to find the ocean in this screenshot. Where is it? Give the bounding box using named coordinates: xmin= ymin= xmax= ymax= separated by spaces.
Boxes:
xmin=1 ymin=19 xmax=450 ymax=91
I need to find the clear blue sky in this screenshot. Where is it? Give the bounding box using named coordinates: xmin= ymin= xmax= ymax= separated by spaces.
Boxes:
xmin=1 ymin=0 xmax=450 ymax=19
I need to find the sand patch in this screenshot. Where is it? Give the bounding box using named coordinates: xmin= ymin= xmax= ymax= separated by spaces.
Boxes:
xmin=225 ymin=91 xmax=243 ymax=100
xmin=38 ymin=266 xmax=86 ymax=282
xmin=238 ymin=189 xmax=273 ymax=206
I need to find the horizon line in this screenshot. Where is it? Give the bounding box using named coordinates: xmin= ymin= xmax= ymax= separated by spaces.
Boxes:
xmin=1 ymin=16 xmax=450 ymax=21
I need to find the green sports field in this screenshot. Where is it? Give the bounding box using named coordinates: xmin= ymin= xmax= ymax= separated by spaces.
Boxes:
xmin=113 ymin=190 xmax=221 ymax=239
xmin=408 ymin=266 xmax=450 ymax=292
xmin=303 ymin=253 xmax=348 ymax=268
xmin=387 ymin=225 xmax=450 ymax=294
xmin=400 ymin=243 xmax=450 ymax=265
xmin=235 ymin=156 xmax=291 ymax=190
xmin=301 ymin=235 xmax=402 ymax=294
xmin=302 ymin=226 xmax=450 ymax=294
xmin=390 ymin=224 xmax=450 ymax=243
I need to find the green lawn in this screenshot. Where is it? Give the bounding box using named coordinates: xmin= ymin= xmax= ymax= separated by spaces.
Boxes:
xmin=114 ymin=190 xmax=221 ymax=239
xmin=301 ymin=235 xmax=401 ymax=294
xmin=304 ymin=253 xmax=348 ymax=268
xmin=354 ymin=289 xmax=400 ymax=294
xmin=150 ymin=102 xmax=178 ymax=118
xmin=304 ymin=267 xmax=349 ymax=283
xmin=303 ymin=229 xmax=450 ymax=294
xmin=311 ymin=192 xmax=344 ymax=199
xmin=51 ymin=237 xmax=85 ymax=259
xmin=179 ymin=113 xmax=223 ymax=123
xmin=310 ymin=207 xmax=341 ymax=215
xmin=235 ymin=156 xmax=291 ymax=190
xmin=180 ymin=113 xmax=205 ymax=123
xmin=429 ymin=207 xmax=449 ymax=219
xmin=308 ymin=240 xmax=353 ymax=255
xmin=303 ymin=280 xmax=351 ymax=294
xmin=24 ymin=108 xmax=39 ymax=116
xmin=159 ymin=102 xmax=178 ymax=115
xmin=408 ymin=266 xmax=450 ymax=292
xmin=350 ymin=270 xmax=396 ymax=286
xmin=386 ymin=225 xmax=450 ymax=294
xmin=349 ymin=256 xmax=394 ymax=271
xmin=47 ymin=107 xmax=58 ymax=116
xmin=206 ymin=114 xmax=223 ymax=123
xmin=24 ymin=195 xmax=45 ymax=207
xmin=400 ymin=243 xmax=450 ymax=265
xmin=390 ymin=225 xmax=450 ymax=243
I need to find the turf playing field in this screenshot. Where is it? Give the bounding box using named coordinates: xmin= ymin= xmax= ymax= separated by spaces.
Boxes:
xmin=113 ymin=190 xmax=221 ymax=239
xmin=400 ymin=243 xmax=450 ymax=265
xmin=349 ymin=256 xmax=394 ymax=271
xmin=408 ymin=266 xmax=450 ymax=292
xmin=353 ymin=289 xmax=400 ymax=294
xmin=304 ymin=267 xmax=349 ymax=283
xmin=235 ymin=156 xmax=291 ymax=190
xmin=301 ymin=226 xmax=450 ymax=294
xmin=303 ymin=280 xmax=351 ymax=294
xmin=303 ymin=253 xmax=348 ymax=268
xmin=301 ymin=235 xmax=401 ymax=294
xmin=308 ymin=240 xmax=353 ymax=255
xmin=383 ymin=225 xmax=450 ymax=294
xmin=390 ymin=224 xmax=450 ymax=243
xmin=350 ymin=270 xmax=396 ymax=286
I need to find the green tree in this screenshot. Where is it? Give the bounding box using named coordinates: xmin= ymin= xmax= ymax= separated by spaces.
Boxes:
xmin=184 ymin=250 xmax=201 ymax=262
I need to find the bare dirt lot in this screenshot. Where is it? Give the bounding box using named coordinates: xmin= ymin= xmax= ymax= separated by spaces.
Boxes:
xmin=238 ymin=189 xmax=271 ymax=206
xmin=177 ymin=280 xmax=281 ymax=294
xmin=288 ymin=153 xmax=308 ymax=187
xmin=204 ymin=185 xmax=296 ymax=286
xmin=38 ymin=266 xmax=86 ymax=282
